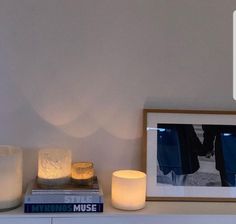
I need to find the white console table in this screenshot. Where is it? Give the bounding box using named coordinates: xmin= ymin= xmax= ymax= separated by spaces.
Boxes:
xmin=0 ymin=197 xmax=236 ymax=224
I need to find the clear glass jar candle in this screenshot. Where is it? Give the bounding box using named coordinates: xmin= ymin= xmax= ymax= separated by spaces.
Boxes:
xmin=0 ymin=146 xmax=22 ymax=211
xmin=38 ymin=147 xmax=72 ymax=187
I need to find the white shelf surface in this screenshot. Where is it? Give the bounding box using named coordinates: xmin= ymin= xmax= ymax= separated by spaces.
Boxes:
xmin=1 ymin=197 xmax=236 ymax=218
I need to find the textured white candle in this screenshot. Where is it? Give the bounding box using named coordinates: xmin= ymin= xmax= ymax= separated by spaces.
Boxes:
xmin=0 ymin=146 xmax=22 ymax=211
xmin=112 ymin=170 xmax=146 ymax=210
xmin=38 ymin=147 xmax=71 ymax=186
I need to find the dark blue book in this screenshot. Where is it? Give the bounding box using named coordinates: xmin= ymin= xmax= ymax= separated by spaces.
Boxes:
xmin=24 ymin=203 xmax=103 ymax=213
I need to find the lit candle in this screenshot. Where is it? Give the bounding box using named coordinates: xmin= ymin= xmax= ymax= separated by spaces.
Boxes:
xmin=38 ymin=147 xmax=72 ymax=187
xmin=72 ymin=162 xmax=94 ymax=185
xmin=0 ymin=146 xmax=22 ymax=211
xmin=112 ymin=170 xmax=146 ymax=210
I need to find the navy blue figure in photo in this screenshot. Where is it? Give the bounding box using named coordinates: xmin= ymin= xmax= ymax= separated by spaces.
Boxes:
xmin=202 ymin=125 xmax=236 ymax=186
xmin=157 ymin=124 xmax=204 ymax=186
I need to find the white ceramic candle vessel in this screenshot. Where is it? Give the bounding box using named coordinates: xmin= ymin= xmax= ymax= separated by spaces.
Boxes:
xmin=38 ymin=147 xmax=72 ymax=186
xmin=111 ymin=170 xmax=146 ymax=210
xmin=0 ymin=146 xmax=22 ymax=211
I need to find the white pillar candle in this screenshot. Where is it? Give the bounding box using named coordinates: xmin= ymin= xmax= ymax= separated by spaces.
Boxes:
xmin=38 ymin=147 xmax=72 ymax=186
xmin=0 ymin=146 xmax=22 ymax=211
xmin=111 ymin=170 xmax=146 ymax=210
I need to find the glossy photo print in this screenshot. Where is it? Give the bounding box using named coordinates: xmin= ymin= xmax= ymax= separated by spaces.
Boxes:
xmin=144 ymin=109 xmax=236 ymax=201
xmin=157 ymin=124 xmax=236 ymax=187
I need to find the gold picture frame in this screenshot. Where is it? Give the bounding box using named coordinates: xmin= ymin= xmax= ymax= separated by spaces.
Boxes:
xmin=143 ymin=109 xmax=236 ymax=201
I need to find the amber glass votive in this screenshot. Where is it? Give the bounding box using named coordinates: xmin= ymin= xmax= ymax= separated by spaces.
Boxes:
xmin=72 ymin=162 xmax=94 ymax=186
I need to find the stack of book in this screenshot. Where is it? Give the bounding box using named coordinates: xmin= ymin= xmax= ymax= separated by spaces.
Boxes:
xmin=24 ymin=176 xmax=103 ymax=213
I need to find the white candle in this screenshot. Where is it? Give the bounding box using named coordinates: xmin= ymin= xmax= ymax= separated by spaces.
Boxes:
xmin=38 ymin=147 xmax=72 ymax=186
xmin=111 ymin=170 xmax=146 ymax=210
xmin=0 ymin=146 xmax=22 ymax=210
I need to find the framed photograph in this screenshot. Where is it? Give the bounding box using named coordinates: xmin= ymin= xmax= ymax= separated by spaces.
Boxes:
xmin=143 ymin=109 xmax=236 ymax=201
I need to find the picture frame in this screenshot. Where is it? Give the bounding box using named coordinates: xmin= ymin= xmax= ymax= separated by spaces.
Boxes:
xmin=143 ymin=109 xmax=236 ymax=202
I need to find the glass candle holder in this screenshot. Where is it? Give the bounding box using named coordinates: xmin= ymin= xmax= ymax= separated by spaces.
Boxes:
xmin=72 ymin=162 xmax=94 ymax=185
xmin=0 ymin=145 xmax=22 ymax=211
xmin=111 ymin=170 xmax=146 ymax=210
xmin=38 ymin=147 xmax=72 ymax=187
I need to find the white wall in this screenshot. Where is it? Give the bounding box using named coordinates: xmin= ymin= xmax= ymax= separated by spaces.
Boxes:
xmin=0 ymin=0 xmax=236 ymax=193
